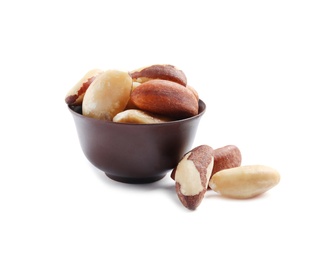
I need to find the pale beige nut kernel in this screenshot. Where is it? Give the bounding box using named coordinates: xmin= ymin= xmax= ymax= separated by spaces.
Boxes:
xmin=173 ymin=145 xmax=214 ymax=210
xmin=132 ymin=81 xmax=142 ymax=90
xmin=209 ymin=165 xmax=280 ymax=199
xmin=82 ymin=70 xmax=132 ymax=120
xmin=65 ymin=69 xmax=103 ymax=105
xmin=130 ymin=64 xmax=187 ymax=86
xmin=113 ymin=109 xmax=172 ymax=124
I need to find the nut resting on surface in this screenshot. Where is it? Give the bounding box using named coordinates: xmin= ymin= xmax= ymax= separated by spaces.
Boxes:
xmin=209 ymin=165 xmax=280 ymax=199
xmin=212 ymin=145 xmax=242 ymax=177
xmin=172 ymin=145 xmax=214 ymax=210
xmin=130 ymin=64 xmax=187 ymax=86
xmin=130 ymin=79 xmax=199 ymax=119
xmin=170 ymin=144 xmax=242 ymax=182
xmin=65 ymin=69 xmax=103 ymax=105
xmin=82 ymin=70 xmax=132 ymax=120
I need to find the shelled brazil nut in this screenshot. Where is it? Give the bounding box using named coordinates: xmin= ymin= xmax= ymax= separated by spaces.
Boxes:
xmin=65 ymin=64 xmax=199 ymax=122
xmin=170 ymin=144 xmax=280 ymax=210
xmin=172 ymin=145 xmax=214 ymax=210
xmin=209 ymin=165 xmax=280 ymax=199
xmin=65 ymin=69 xmax=103 ymax=106
xmin=130 ymin=79 xmax=198 ymax=119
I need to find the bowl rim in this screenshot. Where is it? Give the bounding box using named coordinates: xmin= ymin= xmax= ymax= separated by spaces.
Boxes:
xmin=68 ymin=99 xmax=206 ymax=127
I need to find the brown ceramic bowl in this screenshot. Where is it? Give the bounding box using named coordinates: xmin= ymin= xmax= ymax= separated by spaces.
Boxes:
xmin=68 ymin=100 xmax=206 ymax=184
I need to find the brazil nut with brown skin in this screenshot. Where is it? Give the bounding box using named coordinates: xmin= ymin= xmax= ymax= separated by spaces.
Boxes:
xmin=212 ymin=145 xmax=242 ymax=176
xmin=130 ymin=64 xmax=187 ymax=86
xmin=130 ymin=79 xmax=199 ymax=119
xmin=172 ymin=145 xmax=214 ymax=210
xmin=171 ymin=145 xmax=242 ymax=181
xmin=65 ymin=69 xmax=103 ymax=105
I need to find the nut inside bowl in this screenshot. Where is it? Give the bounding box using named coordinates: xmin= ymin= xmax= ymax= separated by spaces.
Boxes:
xmin=68 ymin=100 xmax=206 ymax=184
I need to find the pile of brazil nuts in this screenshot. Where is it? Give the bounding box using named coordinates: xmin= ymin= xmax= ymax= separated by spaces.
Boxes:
xmin=170 ymin=145 xmax=280 ymax=210
xmin=65 ymin=64 xmax=199 ymax=123
xmin=65 ymin=64 xmax=280 ymax=210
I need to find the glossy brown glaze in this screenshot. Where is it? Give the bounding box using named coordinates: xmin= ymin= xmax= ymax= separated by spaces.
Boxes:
xmin=68 ymin=100 xmax=206 ymax=184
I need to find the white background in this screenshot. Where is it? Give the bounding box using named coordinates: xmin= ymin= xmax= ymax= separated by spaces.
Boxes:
xmin=1 ymin=0 xmax=315 ymax=259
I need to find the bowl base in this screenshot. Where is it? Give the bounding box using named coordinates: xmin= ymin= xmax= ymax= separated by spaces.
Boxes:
xmin=105 ymin=172 xmax=166 ymax=184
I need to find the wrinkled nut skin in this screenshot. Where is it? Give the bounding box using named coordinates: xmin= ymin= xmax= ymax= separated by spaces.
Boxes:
xmin=212 ymin=145 xmax=242 ymax=176
xmin=187 ymin=85 xmax=199 ymax=102
xmin=209 ymin=165 xmax=280 ymax=199
xmin=130 ymin=64 xmax=187 ymax=86
xmin=130 ymin=79 xmax=199 ymax=119
xmin=65 ymin=69 xmax=103 ymax=105
xmin=171 ymin=144 xmax=241 ymax=181
xmin=173 ymin=145 xmax=214 ymax=210
xmin=82 ymin=70 xmax=132 ymax=120
xmin=113 ymin=109 xmax=172 ymax=124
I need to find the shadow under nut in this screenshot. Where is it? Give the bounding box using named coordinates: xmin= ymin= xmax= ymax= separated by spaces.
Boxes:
xmin=130 ymin=79 xmax=199 ymax=119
